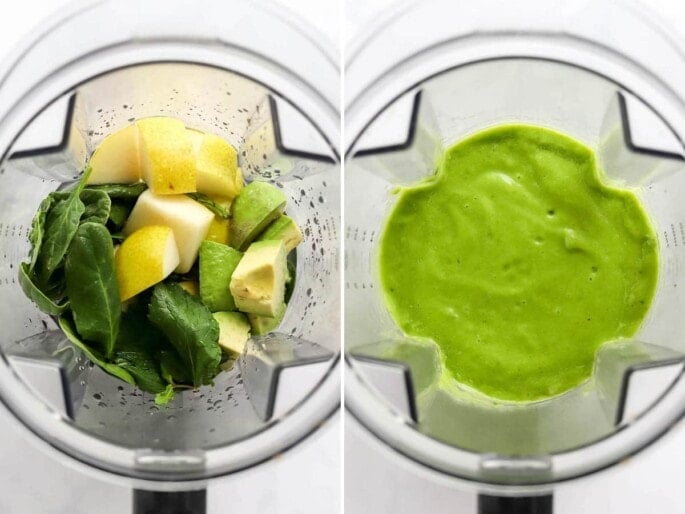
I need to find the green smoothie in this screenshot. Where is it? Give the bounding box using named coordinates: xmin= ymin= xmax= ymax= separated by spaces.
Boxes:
xmin=379 ymin=124 xmax=658 ymax=402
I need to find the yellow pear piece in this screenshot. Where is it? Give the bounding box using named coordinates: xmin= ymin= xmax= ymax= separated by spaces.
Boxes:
xmin=124 ymin=190 xmax=214 ymax=273
xmin=187 ymin=129 xmax=243 ymax=198
xmin=115 ymin=226 xmax=180 ymax=301
xmin=87 ymin=124 xmax=141 ymax=185
xmin=178 ymin=281 xmax=199 ymax=296
xmin=137 ymin=117 xmax=196 ymax=195
xmin=205 ymin=217 xmax=230 ymax=245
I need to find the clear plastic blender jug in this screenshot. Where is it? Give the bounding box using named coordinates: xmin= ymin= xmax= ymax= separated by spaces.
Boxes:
xmin=0 ymin=0 xmax=340 ymax=494
xmin=345 ymin=0 xmax=685 ymax=500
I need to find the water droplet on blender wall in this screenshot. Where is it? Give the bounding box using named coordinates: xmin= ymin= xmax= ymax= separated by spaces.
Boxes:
xmin=209 ymin=428 xmax=216 ymax=433
xmin=98 ymin=422 xmax=106 ymax=428
xmin=166 ymin=415 xmax=176 ymax=422
xmin=93 ymin=393 xmax=102 ymax=400
xmin=97 ymin=401 xmax=106 ymax=408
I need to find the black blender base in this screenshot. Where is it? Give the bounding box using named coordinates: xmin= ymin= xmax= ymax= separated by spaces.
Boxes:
xmin=133 ymin=489 xmax=206 ymax=514
xmin=478 ymin=494 xmax=553 ymax=514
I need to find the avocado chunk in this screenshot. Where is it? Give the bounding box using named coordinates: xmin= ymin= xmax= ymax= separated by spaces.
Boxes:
xmin=213 ymin=311 xmax=251 ymax=355
xmin=230 ymin=181 xmax=286 ymax=250
xmin=230 ymin=240 xmax=287 ymax=317
xmin=257 ymin=215 xmax=303 ymax=253
xmin=285 ymin=259 xmax=296 ymax=304
xmin=199 ymin=241 xmax=243 ymax=311
xmin=247 ymin=302 xmax=286 ymax=336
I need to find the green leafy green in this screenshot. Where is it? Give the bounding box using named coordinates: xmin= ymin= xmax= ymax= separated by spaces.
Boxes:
xmin=58 ymin=314 xmax=135 ymax=385
xmin=35 ymin=169 xmax=91 ymax=285
xmin=80 ymin=189 xmax=111 ymax=225
xmin=186 ymin=193 xmax=230 ymax=219
xmin=149 ymin=282 xmax=221 ymax=387
xmin=64 ymin=222 xmax=121 ymax=359
xmin=85 ymin=183 xmax=147 ymax=202
xmin=108 ymin=202 xmax=132 ymax=230
xmin=155 ymin=384 xmax=175 ymax=405
xmin=114 ymin=307 xmax=168 ymax=394
xmin=160 ymin=349 xmax=191 ymax=384
xmin=28 ymin=195 xmax=56 ymax=273
xmin=18 ymin=262 xmax=69 ymax=315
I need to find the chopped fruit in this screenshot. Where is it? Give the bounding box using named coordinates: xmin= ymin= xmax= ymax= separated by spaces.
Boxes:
xmin=199 ymin=241 xmax=242 ymax=312
xmin=88 ymin=124 xmax=141 ymax=185
xmin=115 ymin=226 xmax=179 ymax=301
xmin=188 ymin=130 xmax=243 ymax=199
xmin=230 ymin=240 xmax=286 ymax=317
xmin=124 ymin=190 xmax=214 ymax=273
xmin=137 ymin=117 xmax=196 ymax=195
xmin=205 ymin=217 xmax=230 ymax=245
xmin=214 ymin=311 xmax=251 ymax=355
xmin=247 ymin=302 xmax=286 ymax=335
xmin=257 ymin=215 xmax=303 ymax=253
xmin=230 ymin=181 xmax=287 ymax=250
xmin=178 ymin=281 xmax=199 ymax=296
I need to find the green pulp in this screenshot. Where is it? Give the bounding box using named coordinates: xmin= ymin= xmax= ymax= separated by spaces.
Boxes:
xmin=379 ymin=125 xmax=659 ymax=402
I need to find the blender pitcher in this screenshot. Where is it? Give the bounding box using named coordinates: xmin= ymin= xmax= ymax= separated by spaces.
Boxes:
xmin=345 ymin=0 xmax=685 ymax=510
xmin=0 ymin=0 xmax=340 ymax=510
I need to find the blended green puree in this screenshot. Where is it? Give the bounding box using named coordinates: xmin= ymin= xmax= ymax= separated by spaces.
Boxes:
xmin=379 ymin=125 xmax=658 ymax=402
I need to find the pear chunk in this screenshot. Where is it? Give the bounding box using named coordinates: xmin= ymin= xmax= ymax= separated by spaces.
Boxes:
xmin=124 ymin=190 xmax=214 ymax=273
xmin=87 ymin=124 xmax=141 ymax=185
xmin=115 ymin=225 xmax=179 ymax=301
xmin=188 ymin=130 xmax=243 ymax=199
xmin=137 ymin=117 xmax=196 ymax=195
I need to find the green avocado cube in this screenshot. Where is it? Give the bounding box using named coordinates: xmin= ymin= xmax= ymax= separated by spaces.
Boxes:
xmin=199 ymin=240 xmax=242 ymax=312
xmin=230 ymin=181 xmax=286 ymax=250
xmin=257 ymin=215 xmax=303 ymax=253
xmin=213 ymin=311 xmax=251 ymax=355
xmin=247 ymin=302 xmax=286 ymax=336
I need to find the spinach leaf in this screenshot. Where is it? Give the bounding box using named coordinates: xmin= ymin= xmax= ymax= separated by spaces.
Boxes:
xmin=108 ymin=202 xmax=132 ymax=230
xmin=114 ymin=307 xmax=168 ymax=394
xmin=18 ymin=262 xmax=69 ymax=315
xmin=86 ymin=183 xmax=147 ymax=202
xmin=58 ymin=314 xmax=135 ymax=385
xmin=80 ymin=189 xmax=111 ymax=225
xmin=160 ymin=349 xmax=191 ymax=384
xmin=186 ymin=193 xmax=230 ymax=219
xmin=35 ymin=168 xmax=91 ymax=285
xmin=149 ymin=282 xmax=221 ymax=387
xmin=64 ymin=222 xmax=121 ymax=359
xmin=28 ymin=195 xmax=55 ymax=273
xmin=155 ymin=384 xmax=175 ymax=406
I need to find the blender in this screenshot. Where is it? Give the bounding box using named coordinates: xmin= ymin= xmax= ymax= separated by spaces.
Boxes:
xmin=0 ymin=0 xmax=340 ymax=512
xmin=345 ymin=0 xmax=685 ymax=512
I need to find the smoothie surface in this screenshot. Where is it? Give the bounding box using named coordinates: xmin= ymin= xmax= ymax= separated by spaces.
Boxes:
xmin=379 ymin=124 xmax=658 ymax=401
